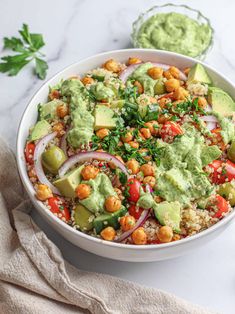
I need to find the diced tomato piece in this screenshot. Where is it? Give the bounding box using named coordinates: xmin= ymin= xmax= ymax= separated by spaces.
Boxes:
xmin=48 ymin=197 xmax=70 ymax=221
xmin=127 ymin=178 xmax=141 ymax=203
xmin=207 ymin=195 xmax=229 ymax=219
xmin=208 ymin=160 xmax=235 ymax=184
xmin=128 ymin=204 xmax=144 ymax=219
xmin=160 ymin=121 xmax=183 ymax=142
xmin=25 ymin=142 xmax=35 ymax=165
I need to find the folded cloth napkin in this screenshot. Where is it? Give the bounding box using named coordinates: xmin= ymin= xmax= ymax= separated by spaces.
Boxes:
xmin=0 ymin=138 xmax=216 ymax=314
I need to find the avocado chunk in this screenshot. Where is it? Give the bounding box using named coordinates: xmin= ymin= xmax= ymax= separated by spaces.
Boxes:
xmin=208 ymin=87 xmax=235 ymax=116
xmin=42 ymin=146 xmax=67 ymax=174
xmin=93 ymin=207 xmax=127 ymax=234
xmin=187 ymin=63 xmax=212 ymax=84
xmin=217 ymin=182 xmax=235 ymax=206
xmin=154 ymin=201 xmax=181 ymax=233
xmin=73 ymin=204 xmax=94 ymax=231
xmin=110 ymin=99 xmax=125 ymax=109
xmin=94 ymin=105 xmax=117 ymax=130
xmin=39 ymin=99 xmax=63 ymax=120
xmin=154 ymin=78 xmax=166 ymax=95
xmin=30 ymin=120 xmax=51 ymax=141
xmin=54 ymin=166 xmax=83 ymax=198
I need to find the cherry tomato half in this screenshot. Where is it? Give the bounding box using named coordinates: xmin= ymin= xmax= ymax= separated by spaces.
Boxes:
xmin=208 ymin=160 xmax=235 ymax=184
xmin=128 ymin=204 xmax=144 ymax=219
xmin=127 ymin=178 xmax=141 ymax=203
xmin=48 ymin=197 xmax=70 ymax=222
xmin=25 ymin=142 xmax=35 ymax=165
xmin=207 ymin=195 xmax=229 ymax=219
xmin=160 ymin=121 xmax=183 ymax=142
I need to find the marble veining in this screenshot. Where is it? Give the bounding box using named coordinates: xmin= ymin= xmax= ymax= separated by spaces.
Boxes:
xmin=1 ymin=1 xmax=235 ymax=313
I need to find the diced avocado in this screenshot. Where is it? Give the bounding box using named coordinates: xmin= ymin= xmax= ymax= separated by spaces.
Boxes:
xmin=197 ymin=197 xmax=209 ymax=209
xmin=53 ymin=166 xmax=83 ymax=198
xmin=93 ymin=207 xmax=127 ymax=234
xmin=217 ymin=182 xmax=235 ymax=206
xmin=39 ymin=99 xmax=63 ymax=120
xmin=154 ymin=78 xmax=166 ymax=95
xmin=91 ymin=74 xmax=105 ymax=82
xmin=187 ymin=63 xmax=212 ymax=84
xmin=110 ymin=100 xmax=125 ymax=109
xmin=42 ymin=146 xmax=67 ymax=174
xmin=30 ymin=120 xmax=51 ymax=141
xmin=73 ymin=204 xmax=94 ymax=231
xmin=154 ymin=201 xmax=181 ymax=233
xmin=94 ymin=105 xmax=117 ymax=130
xmin=208 ymin=87 xmax=235 ymax=116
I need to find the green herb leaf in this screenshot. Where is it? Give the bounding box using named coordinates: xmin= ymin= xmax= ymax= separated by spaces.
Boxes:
xmin=0 ymin=23 xmax=48 ymax=79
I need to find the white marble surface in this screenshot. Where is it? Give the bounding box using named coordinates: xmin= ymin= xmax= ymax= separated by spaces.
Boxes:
xmin=1 ymin=0 xmax=235 ymax=312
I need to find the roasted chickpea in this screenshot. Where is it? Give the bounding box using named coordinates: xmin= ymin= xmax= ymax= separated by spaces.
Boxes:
xmin=140 ymin=164 xmax=154 ymax=177
xmin=103 ymin=59 xmax=121 ymax=73
xmin=81 ymin=165 xmax=99 ymax=180
xmin=56 ymin=104 xmax=69 ymax=118
xmin=144 ymin=121 xmax=159 ymax=136
xmin=133 ymin=81 xmax=144 ymax=94
xmin=157 ymin=226 xmax=173 ymax=243
xmin=143 ymin=176 xmax=156 ymax=188
xmin=76 ymin=184 xmax=91 ymax=200
xmin=163 ymin=70 xmax=174 ymax=80
xmin=105 ymin=195 xmax=122 ymax=213
xmin=81 ymin=76 xmax=94 ymax=85
xmin=121 ymin=130 xmax=133 ymax=143
xmin=100 ymin=226 xmax=116 ymax=241
xmin=184 ymin=67 xmax=190 ymax=76
xmin=140 ymin=127 xmax=152 ymax=139
xmin=108 ymin=155 xmax=124 ymax=169
xmin=172 ymin=234 xmax=181 ymax=241
xmin=114 ymin=188 xmax=123 ymax=200
xmin=126 ymin=159 xmax=140 ymax=174
xmin=169 ymin=66 xmax=180 ymax=79
xmin=120 ymin=215 xmax=136 ymax=231
xmin=128 ymin=57 xmax=142 ymax=65
xmin=154 ymin=195 xmax=163 ymax=203
xmin=96 ymin=128 xmax=110 ymax=139
xmin=131 ymin=227 xmax=147 ymax=245
xmin=52 ymin=122 xmax=65 ymax=137
xmin=158 ymin=97 xmax=171 ymax=109
xmin=147 ymin=67 xmax=163 ymax=79
xmin=128 ymin=141 xmax=139 ymax=149
xmin=164 ymin=79 xmax=180 ymax=92
xmin=173 ymin=87 xmax=189 ymax=100
xmin=36 ymin=184 xmax=53 ymax=201
xmin=197 ymin=97 xmax=208 ymax=109
xmin=49 ymin=89 xmax=60 ymax=100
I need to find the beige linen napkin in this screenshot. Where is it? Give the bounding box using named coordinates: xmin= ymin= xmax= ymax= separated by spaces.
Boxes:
xmin=0 ymin=138 xmax=216 ymax=314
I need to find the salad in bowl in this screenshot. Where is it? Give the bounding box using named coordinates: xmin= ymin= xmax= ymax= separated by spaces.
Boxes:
xmin=24 ymin=55 xmax=235 ymax=246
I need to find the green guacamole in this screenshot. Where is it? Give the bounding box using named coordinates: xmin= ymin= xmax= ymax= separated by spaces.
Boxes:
xmin=137 ymin=12 xmax=212 ymax=57
xmin=61 ymin=79 xmax=94 ymax=148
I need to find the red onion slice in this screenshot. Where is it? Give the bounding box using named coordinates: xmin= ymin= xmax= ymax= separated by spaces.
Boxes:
xmin=119 ymin=62 xmax=186 ymax=83
xmin=33 ymin=132 xmax=61 ymax=195
xmin=58 ymin=151 xmax=129 ymax=177
xmin=115 ymin=209 xmax=150 ymax=243
xmin=200 ymin=115 xmax=218 ymax=123
xmin=206 ymin=121 xmax=217 ymax=131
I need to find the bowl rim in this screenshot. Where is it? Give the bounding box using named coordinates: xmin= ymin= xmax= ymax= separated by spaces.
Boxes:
xmin=16 ymin=48 xmax=235 ymax=251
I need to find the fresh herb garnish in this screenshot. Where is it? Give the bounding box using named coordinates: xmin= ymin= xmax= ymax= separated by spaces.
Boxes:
xmin=0 ymin=24 xmax=48 ymax=79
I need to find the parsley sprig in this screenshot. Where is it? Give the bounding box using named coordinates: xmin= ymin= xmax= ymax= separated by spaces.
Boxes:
xmin=0 ymin=24 xmax=48 ymax=79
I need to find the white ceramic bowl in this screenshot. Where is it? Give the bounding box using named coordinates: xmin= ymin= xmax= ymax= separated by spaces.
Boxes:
xmin=17 ymin=49 xmax=235 ymax=262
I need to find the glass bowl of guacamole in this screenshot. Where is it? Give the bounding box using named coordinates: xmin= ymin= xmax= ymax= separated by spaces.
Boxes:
xmin=132 ymin=3 xmax=214 ymax=60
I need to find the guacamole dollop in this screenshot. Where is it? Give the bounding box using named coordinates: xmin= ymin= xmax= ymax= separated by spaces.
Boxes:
xmin=156 ymin=124 xmax=221 ymax=205
xmin=61 ymin=79 xmax=94 ymax=148
xmin=80 ymin=172 xmax=116 ymax=213
xmin=136 ymin=12 xmax=212 ymax=57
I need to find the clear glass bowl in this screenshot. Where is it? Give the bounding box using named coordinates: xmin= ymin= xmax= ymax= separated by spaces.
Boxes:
xmin=131 ymin=3 xmax=214 ymax=60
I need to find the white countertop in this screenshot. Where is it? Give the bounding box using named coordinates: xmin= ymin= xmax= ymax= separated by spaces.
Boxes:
xmin=1 ymin=0 xmax=235 ymax=312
